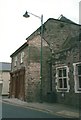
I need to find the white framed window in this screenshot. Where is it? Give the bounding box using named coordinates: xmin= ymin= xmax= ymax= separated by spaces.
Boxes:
xmin=56 ymin=66 xmax=69 ymax=92
xmin=20 ymin=52 xmax=24 ymax=63
xmin=73 ymin=62 xmax=81 ymax=93
xmin=14 ymin=56 xmax=17 ymax=66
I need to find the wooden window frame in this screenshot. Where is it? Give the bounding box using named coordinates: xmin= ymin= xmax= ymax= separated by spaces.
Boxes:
xmin=56 ymin=66 xmax=69 ymax=92
xmin=73 ymin=62 xmax=81 ymax=93
xmin=20 ymin=52 xmax=24 ymax=64
xmin=14 ymin=56 xmax=17 ymax=67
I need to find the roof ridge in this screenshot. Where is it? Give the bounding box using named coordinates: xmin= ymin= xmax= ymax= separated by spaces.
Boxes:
xmin=58 ymin=14 xmax=76 ymax=24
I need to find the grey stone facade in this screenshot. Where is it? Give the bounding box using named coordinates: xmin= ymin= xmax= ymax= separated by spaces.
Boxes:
xmin=10 ymin=15 xmax=81 ymax=108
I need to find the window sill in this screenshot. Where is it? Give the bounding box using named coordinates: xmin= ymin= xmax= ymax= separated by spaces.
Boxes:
xmin=58 ymin=88 xmax=67 ymax=90
xmin=77 ymin=89 xmax=81 ymax=91
xmin=57 ymin=88 xmax=68 ymax=92
xmin=20 ymin=62 xmax=23 ymax=65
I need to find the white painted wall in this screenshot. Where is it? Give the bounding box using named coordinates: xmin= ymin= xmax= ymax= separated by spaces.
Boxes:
xmin=0 ymin=71 xmax=10 ymax=95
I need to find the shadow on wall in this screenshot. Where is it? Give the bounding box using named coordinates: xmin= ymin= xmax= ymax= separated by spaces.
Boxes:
xmin=47 ymin=91 xmax=57 ymax=103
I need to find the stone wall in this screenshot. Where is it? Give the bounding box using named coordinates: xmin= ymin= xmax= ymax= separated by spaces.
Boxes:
xmin=11 ymin=18 xmax=81 ymax=105
xmin=52 ymin=46 xmax=81 ymax=108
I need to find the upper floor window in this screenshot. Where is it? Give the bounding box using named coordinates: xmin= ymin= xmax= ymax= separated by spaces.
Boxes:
xmin=20 ymin=52 xmax=24 ymax=63
xmin=14 ymin=56 xmax=17 ymax=67
xmin=56 ymin=66 xmax=69 ymax=92
xmin=73 ymin=62 xmax=81 ymax=93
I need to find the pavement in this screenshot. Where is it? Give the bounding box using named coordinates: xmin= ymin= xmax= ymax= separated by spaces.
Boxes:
xmin=1 ymin=97 xmax=81 ymax=118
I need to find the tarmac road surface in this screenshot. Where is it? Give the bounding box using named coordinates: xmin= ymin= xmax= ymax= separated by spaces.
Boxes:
xmin=2 ymin=101 xmax=62 ymax=119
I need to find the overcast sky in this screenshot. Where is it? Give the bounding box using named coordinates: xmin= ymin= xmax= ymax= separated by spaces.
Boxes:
xmin=0 ymin=0 xmax=80 ymax=62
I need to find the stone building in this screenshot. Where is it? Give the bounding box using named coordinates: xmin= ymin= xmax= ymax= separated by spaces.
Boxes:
xmin=0 ymin=62 xmax=11 ymax=96
xmin=10 ymin=15 xmax=81 ymax=108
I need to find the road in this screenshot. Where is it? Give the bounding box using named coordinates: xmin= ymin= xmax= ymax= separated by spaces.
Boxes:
xmin=1 ymin=101 xmax=63 ymax=119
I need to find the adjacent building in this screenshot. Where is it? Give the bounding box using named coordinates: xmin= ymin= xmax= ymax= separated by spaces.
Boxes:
xmin=0 ymin=62 xmax=11 ymax=96
xmin=9 ymin=15 xmax=81 ymax=108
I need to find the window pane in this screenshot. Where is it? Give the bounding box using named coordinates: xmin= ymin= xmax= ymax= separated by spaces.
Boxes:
xmin=63 ymin=78 xmax=67 ymax=88
xmin=79 ymin=77 xmax=81 ymax=88
xmin=78 ymin=65 xmax=81 ymax=75
xmin=59 ymin=79 xmax=62 ymax=88
xmin=58 ymin=69 xmax=62 ymax=77
xmin=63 ymin=68 xmax=66 ymax=77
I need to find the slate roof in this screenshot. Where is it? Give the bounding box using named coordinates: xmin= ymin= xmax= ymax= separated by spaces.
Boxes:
xmin=58 ymin=14 xmax=76 ymax=24
xmin=62 ymin=35 xmax=79 ymax=50
xmin=0 ymin=62 xmax=11 ymax=71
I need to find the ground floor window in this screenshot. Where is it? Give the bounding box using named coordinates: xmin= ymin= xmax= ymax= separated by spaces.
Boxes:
xmin=56 ymin=66 xmax=69 ymax=92
xmin=73 ymin=62 xmax=81 ymax=93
